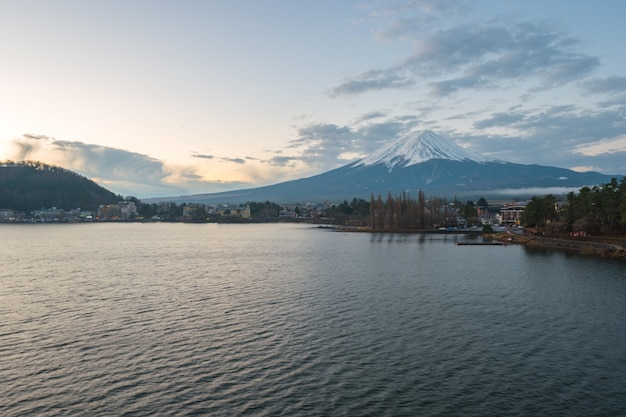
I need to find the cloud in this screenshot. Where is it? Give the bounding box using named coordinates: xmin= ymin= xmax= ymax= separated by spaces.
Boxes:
xmin=289 ymin=124 xmax=355 ymax=168
xmin=374 ymin=16 xmax=436 ymax=41
xmin=229 ymin=122 xmax=387 ymax=172
xmin=193 ymin=153 xmax=250 ymax=165
xmin=266 ymin=155 xmax=299 ymax=167
xmin=580 ymin=151 xmax=626 ymax=175
xmin=369 ymin=0 xmax=471 ymax=21
xmin=329 ymin=69 xmax=415 ymax=97
xmin=355 ymin=110 xmax=388 ymax=123
xmin=583 ymin=76 xmax=626 ymax=95
xmin=459 ymin=101 xmax=626 ymax=174
xmin=332 ymin=14 xmax=600 ymax=98
xmin=287 ymin=123 xmax=367 ymax=167
xmin=460 ymin=132 xmax=625 ymax=175
xmin=422 ymin=22 xmax=599 ymax=96
xmin=220 ymin=157 xmax=246 ymax=164
xmin=278 ymin=117 xmax=419 ymax=171
xmin=15 ymin=135 xmax=167 ymax=183
xmin=191 ymin=154 xmax=215 ymax=160
xmin=7 ymin=135 xmax=252 ymax=198
xmin=427 ymin=76 xmax=488 ymax=98
xmin=491 ymin=186 xmax=588 ymax=197
xmin=471 ymin=104 xmax=626 ymax=147
xmin=574 ymin=135 xmax=626 ymax=156
xmin=472 ymin=111 xmax=526 ymax=129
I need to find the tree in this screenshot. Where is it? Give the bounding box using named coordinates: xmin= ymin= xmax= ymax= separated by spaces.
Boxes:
xmin=522 ymin=194 xmax=556 ymax=227
xmin=350 ymin=197 xmax=370 ymax=217
xmin=563 ymin=179 xmax=625 ymax=234
xmin=385 ymin=192 xmax=394 ymax=229
xmin=417 ymin=190 xmax=426 ymax=229
xmin=618 ymin=177 xmax=626 ymax=227
xmin=192 ymin=206 xmax=208 ymax=221
xmin=336 ymin=200 xmax=353 ymax=215
xmin=376 ymin=194 xmax=384 ymax=229
xmin=596 ymin=178 xmax=621 ymax=232
xmin=370 ymin=194 xmax=377 ymax=228
xmin=462 ymin=200 xmax=478 ymax=224
xmin=565 ymin=187 xmax=593 ymax=230
xmin=249 ymin=201 xmax=281 ymax=220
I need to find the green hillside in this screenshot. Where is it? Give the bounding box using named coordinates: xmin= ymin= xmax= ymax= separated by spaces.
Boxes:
xmin=0 ymin=161 xmax=120 ymax=212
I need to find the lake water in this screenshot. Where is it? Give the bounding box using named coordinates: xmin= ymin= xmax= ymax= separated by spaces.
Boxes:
xmin=1 ymin=223 xmax=625 ymax=416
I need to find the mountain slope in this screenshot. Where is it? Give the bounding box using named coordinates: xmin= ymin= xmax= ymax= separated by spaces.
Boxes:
xmin=153 ymin=131 xmax=623 ymax=204
xmin=0 ymin=161 xmax=120 ymax=211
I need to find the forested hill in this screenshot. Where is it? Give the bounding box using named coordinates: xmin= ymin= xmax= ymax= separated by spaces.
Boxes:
xmin=0 ymin=161 xmax=120 ymax=211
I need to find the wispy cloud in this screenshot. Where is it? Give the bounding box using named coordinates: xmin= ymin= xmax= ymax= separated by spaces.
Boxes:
xmin=583 ymin=76 xmax=626 ymax=95
xmin=368 ymin=0 xmax=471 ymax=20
xmin=332 ymin=15 xmax=599 ymax=98
xmin=220 ymin=157 xmax=246 ymax=164
xmin=329 ymin=69 xmax=415 ymax=97
xmin=460 ymin=101 xmax=626 ymax=174
xmin=355 ymin=110 xmax=389 ymax=123
xmin=472 ymin=104 xmax=626 ymax=146
xmin=192 ymin=153 xmax=252 ymax=165
xmin=265 ymin=155 xmax=299 ymax=167
xmin=7 ymin=135 xmax=251 ymax=198
xmin=191 ymin=154 xmax=215 ymax=160
xmin=18 ymin=134 xmax=168 ymax=184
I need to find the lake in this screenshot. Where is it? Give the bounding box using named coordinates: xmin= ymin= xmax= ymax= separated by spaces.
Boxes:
xmin=1 ymin=223 xmax=625 ymax=416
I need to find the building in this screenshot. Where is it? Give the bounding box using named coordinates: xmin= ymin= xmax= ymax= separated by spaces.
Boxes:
xmin=98 ymin=201 xmax=137 ymax=220
xmin=98 ymin=204 xmax=120 ymax=220
xmin=182 ymin=203 xmax=211 ymax=220
xmin=0 ymin=208 xmax=15 ymax=222
xmin=216 ymin=204 xmax=251 ymax=219
xmin=500 ymin=204 xmax=526 ymax=225
xmin=32 ymin=207 xmax=64 ymax=222
xmin=118 ymin=201 xmax=137 ymax=220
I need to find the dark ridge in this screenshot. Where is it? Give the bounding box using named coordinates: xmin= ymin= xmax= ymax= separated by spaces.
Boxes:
xmin=0 ymin=160 xmax=119 ymax=211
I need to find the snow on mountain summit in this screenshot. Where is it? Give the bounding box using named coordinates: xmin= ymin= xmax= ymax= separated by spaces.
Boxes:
xmin=357 ymin=130 xmax=494 ymax=169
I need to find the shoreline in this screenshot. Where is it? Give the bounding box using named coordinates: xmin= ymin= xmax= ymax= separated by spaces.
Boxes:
xmin=328 ymin=225 xmax=626 ymax=262
xmin=492 ymin=232 xmax=626 ymax=262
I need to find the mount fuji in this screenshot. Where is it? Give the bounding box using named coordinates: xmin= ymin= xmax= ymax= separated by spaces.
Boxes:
xmin=158 ymin=130 xmax=622 ymax=204
xmin=357 ymin=129 xmax=495 ymax=168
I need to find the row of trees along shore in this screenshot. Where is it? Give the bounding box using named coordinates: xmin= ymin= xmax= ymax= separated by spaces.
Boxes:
xmin=368 ymin=190 xmax=470 ymax=230
xmin=522 ymin=177 xmax=626 ymax=235
xmin=324 ymin=192 xmax=483 ymax=230
xmin=329 ymin=178 xmax=626 ymax=235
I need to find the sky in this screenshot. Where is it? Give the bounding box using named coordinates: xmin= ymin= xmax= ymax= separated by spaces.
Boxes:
xmin=1 ymin=0 xmax=626 ymax=198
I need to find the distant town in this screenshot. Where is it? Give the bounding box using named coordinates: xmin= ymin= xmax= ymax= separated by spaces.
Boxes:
xmin=0 ymin=196 xmax=537 ymax=231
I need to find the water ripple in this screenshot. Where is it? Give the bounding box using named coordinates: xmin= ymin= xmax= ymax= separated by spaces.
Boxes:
xmin=1 ymin=224 xmax=625 ymax=416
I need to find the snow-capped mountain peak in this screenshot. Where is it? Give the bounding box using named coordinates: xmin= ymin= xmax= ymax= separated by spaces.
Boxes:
xmin=357 ymin=130 xmax=494 ymax=169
